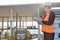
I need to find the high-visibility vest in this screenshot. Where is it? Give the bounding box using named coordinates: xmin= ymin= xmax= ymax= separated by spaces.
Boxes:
xmin=42 ymin=12 xmax=55 ymax=33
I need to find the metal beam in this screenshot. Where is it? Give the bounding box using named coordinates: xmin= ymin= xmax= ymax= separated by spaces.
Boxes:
xmin=19 ymin=16 xmax=21 ymax=28
xmin=2 ymin=17 xmax=4 ymax=40
xmin=37 ymin=8 xmax=40 ymax=40
xmin=16 ymin=13 xmax=18 ymax=40
xmin=10 ymin=8 xmax=13 ymax=40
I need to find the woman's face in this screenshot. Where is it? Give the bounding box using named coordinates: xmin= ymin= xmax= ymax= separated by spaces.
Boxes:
xmin=44 ymin=7 xmax=50 ymax=13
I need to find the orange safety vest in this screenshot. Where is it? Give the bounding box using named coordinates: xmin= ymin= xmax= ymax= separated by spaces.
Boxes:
xmin=42 ymin=12 xmax=55 ymax=33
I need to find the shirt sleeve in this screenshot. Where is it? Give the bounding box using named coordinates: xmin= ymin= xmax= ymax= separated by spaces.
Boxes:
xmin=42 ymin=12 xmax=55 ymax=25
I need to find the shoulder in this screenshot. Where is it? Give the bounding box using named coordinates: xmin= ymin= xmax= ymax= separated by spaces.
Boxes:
xmin=50 ymin=11 xmax=55 ymax=18
xmin=50 ymin=11 xmax=55 ymax=15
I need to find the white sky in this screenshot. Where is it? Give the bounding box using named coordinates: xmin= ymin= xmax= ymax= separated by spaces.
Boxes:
xmin=0 ymin=0 xmax=60 ymax=5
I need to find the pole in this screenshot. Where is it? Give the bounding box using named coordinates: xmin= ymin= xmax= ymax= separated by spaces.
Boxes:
xmin=32 ymin=16 xmax=33 ymax=26
xmin=19 ymin=16 xmax=21 ymax=28
xmin=10 ymin=8 xmax=13 ymax=40
xmin=26 ymin=16 xmax=27 ymax=28
xmin=2 ymin=17 xmax=3 ymax=40
xmin=37 ymin=8 xmax=40 ymax=40
xmin=7 ymin=17 xmax=9 ymax=40
xmin=16 ymin=13 xmax=18 ymax=40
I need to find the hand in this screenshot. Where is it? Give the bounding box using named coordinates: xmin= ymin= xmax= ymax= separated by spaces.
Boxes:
xmin=37 ymin=19 xmax=42 ymax=24
xmin=39 ymin=18 xmax=42 ymax=21
xmin=34 ymin=17 xmax=42 ymax=21
xmin=34 ymin=17 xmax=42 ymax=24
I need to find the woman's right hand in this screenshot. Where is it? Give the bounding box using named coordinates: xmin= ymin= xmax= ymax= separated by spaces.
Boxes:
xmin=34 ymin=17 xmax=42 ymax=24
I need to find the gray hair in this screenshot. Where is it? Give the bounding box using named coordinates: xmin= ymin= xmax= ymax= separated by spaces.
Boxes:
xmin=43 ymin=2 xmax=52 ymax=9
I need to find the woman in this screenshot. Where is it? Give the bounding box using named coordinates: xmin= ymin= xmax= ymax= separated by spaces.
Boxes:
xmin=37 ymin=4 xmax=55 ymax=40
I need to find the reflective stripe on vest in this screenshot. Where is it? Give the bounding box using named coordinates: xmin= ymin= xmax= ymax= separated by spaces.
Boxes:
xmin=42 ymin=12 xmax=55 ymax=33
